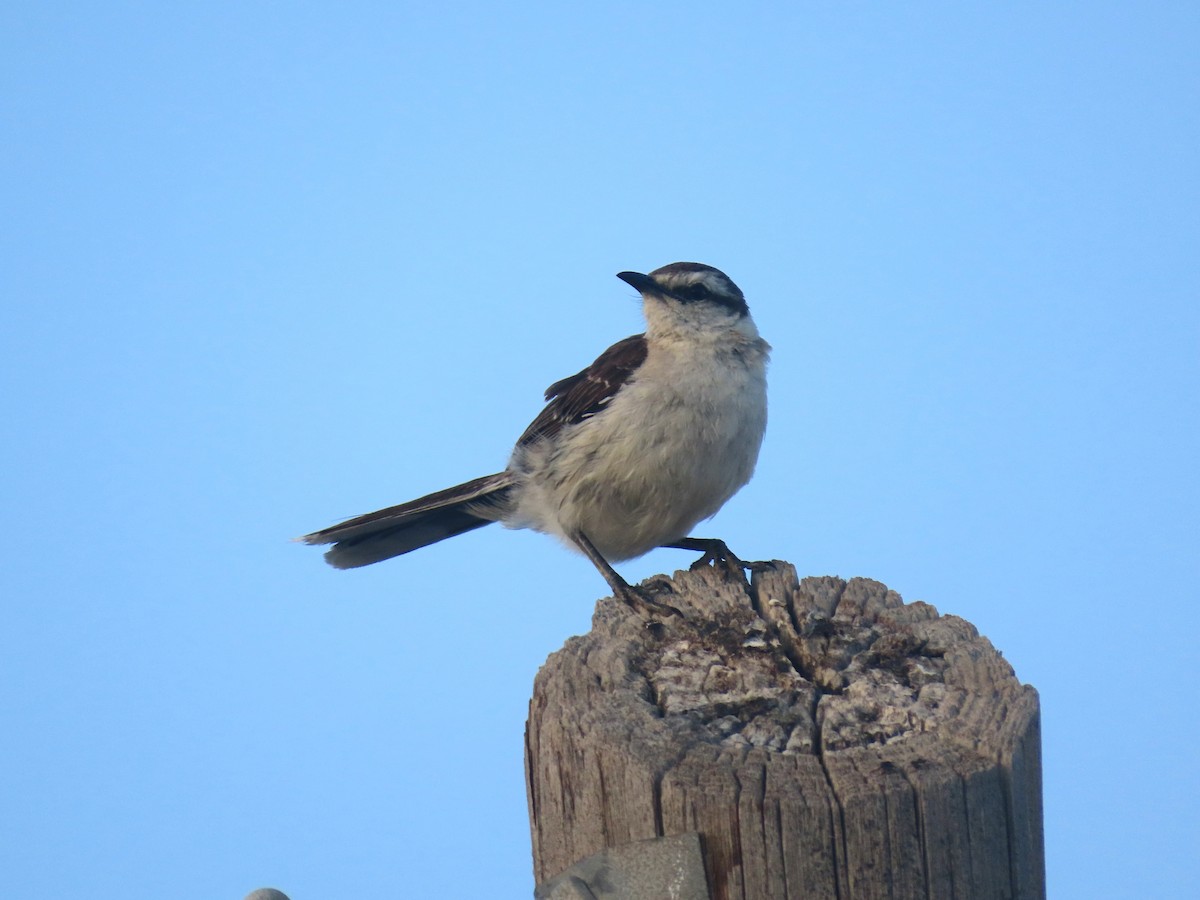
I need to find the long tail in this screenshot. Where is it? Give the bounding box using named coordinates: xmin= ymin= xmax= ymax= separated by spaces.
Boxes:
xmin=299 ymin=473 xmax=513 ymax=569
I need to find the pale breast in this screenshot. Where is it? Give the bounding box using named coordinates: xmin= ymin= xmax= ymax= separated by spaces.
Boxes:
xmin=514 ymin=336 xmax=768 ymax=560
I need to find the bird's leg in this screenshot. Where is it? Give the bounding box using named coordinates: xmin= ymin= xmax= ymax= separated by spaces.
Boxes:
xmin=663 ymin=537 xmax=769 ymax=579
xmin=571 ymin=531 xmax=682 ymax=619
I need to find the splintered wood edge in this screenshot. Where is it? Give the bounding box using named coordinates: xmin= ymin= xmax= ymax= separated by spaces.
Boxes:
xmin=527 ymin=563 xmax=1042 ymax=897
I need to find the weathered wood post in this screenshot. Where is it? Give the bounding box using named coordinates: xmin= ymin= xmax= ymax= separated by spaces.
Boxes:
xmin=526 ymin=563 xmax=1044 ymax=899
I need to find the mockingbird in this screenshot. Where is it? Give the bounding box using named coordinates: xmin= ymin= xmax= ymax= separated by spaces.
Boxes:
xmin=301 ymin=262 xmax=770 ymax=615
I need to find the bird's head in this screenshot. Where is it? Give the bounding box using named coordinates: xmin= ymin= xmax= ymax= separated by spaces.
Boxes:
xmin=617 ymin=262 xmax=754 ymax=338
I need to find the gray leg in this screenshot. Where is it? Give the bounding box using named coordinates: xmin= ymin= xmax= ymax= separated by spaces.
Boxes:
xmin=572 ymin=531 xmax=681 ymax=618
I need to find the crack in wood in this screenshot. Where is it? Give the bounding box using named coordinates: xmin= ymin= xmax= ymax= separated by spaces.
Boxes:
xmin=527 ymin=563 xmax=1044 ymax=899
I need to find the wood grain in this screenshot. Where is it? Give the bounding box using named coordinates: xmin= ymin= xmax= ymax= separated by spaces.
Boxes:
xmin=526 ymin=563 xmax=1044 ymax=899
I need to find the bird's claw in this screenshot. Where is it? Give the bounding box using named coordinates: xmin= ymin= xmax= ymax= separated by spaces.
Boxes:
xmin=618 ymin=583 xmax=683 ymax=620
xmin=686 ymin=539 xmax=746 ymax=575
xmin=684 ymin=540 xmax=774 ymax=586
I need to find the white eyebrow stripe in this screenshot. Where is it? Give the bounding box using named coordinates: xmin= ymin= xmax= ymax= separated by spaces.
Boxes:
xmin=656 ymin=270 xmax=737 ymax=296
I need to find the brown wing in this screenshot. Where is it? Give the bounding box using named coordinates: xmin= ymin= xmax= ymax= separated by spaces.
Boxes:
xmin=516 ymin=334 xmax=648 ymax=446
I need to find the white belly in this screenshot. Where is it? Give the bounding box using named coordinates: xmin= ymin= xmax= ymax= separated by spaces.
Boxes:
xmin=507 ymin=340 xmax=768 ymax=561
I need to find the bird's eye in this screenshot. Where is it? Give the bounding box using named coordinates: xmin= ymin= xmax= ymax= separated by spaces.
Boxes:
xmin=675 ymin=283 xmax=711 ymax=302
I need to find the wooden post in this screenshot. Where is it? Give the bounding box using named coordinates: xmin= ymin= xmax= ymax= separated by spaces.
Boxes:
xmin=525 ymin=563 xmax=1044 ymax=900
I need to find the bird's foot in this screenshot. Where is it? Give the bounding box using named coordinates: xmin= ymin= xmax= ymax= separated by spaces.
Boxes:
xmin=667 ymin=538 xmax=773 ymax=582
xmin=571 ymin=529 xmax=683 ymax=621
xmin=690 ymin=539 xmax=742 ymax=573
xmin=616 ymin=581 xmax=683 ymax=620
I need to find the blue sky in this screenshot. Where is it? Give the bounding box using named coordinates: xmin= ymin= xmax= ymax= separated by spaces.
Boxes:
xmin=2 ymin=3 xmax=1197 ymax=897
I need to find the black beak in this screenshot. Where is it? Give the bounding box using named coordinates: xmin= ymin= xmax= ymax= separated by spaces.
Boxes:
xmin=616 ymin=271 xmax=659 ymax=294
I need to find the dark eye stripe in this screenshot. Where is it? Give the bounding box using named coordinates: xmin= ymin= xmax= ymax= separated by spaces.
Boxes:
xmin=672 ymin=283 xmax=712 ymax=302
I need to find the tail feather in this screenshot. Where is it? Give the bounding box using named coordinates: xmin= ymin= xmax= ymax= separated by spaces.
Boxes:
xmin=300 ymin=473 xmax=513 ymax=569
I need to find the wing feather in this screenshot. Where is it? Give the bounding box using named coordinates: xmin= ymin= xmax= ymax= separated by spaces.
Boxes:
xmin=516 ymin=334 xmax=648 ymax=446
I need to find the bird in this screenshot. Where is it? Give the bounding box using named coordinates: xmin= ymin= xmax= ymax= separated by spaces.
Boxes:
xmin=300 ymin=262 xmax=770 ymax=616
